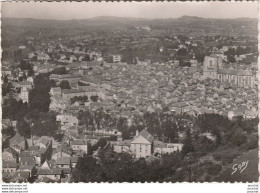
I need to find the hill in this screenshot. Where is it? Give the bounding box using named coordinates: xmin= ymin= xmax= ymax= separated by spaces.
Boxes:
xmin=215 ymin=149 xmax=259 ymax=182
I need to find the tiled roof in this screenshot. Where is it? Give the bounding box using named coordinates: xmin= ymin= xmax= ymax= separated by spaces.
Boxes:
xmin=51 ymin=87 xmax=61 ymax=92
xmin=18 ymin=165 xmax=34 ymax=171
xmin=4 ymin=147 xmax=18 ymax=157
xmin=118 ymin=140 xmax=131 ymax=146
xmin=137 ymin=129 xmax=154 ymax=143
xmin=56 ymin=157 xmax=71 ymax=165
xmin=3 ymin=161 xmax=17 ymax=168
xmin=153 ymin=140 xmax=167 ymax=148
xmin=9 ymin=133 xmax=24 ymax=147
xmin=38 ymin=168 xmax=62 ymax=175
xmin=20 ymin=157 xmax=35 ymax=166
xmin=61 ymin=168 xmax=71 ymax=174
xmin=14 ymin=171 xmax=30 ymax=179
xmin=218 ymin=69 xmax=252 ymax=76
xmin=70 ymin=156 xmax=79 ymax=163
xmin=71 ymin=139 xmax=88 ymax=146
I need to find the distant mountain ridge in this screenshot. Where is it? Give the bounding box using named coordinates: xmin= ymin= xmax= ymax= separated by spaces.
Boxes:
xmin=2 ymin=15 xmax=257 ymax=22
xmin=2 ymin=15 xmax=257 ymax=29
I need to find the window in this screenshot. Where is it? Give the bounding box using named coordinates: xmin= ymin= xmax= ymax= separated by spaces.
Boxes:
xmin=209 ymin=60 xmax=212 ymax=67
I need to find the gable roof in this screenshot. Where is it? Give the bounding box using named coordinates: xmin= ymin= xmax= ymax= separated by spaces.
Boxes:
xmin=9 ymin=133 xmax=24 ymax=147
xmin=14 ymin=171 xmax=30 ymax=179
xmin=153 ymin=140 xmax=167 ymax=148
xmin=38 ymin=168 xmax=62 ymax=175
xmin=118 ymin=140 xmax=131 ymax=146
xmin=218 ymin=69 xmax=253 ymax=76
xmin=71 ymin=139 xmax=88 ymax=146
xmin=4 ymin=147 xmax=18 ymax=157
xmin=18 ymin=165 xmax=34 ymax=171
xmin=56 ymin=157 xmax=71 ymax=165
xmin=70 ymin=156 xmax=79 ymax=163
xmin=134 ymin=129 xmax=154 ymax=144
xmin=20 ymin=157 xmax=35 ymax=166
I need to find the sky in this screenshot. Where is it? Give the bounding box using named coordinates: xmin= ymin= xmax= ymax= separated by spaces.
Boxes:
xmin=1 ymin=1 xmax=259 ymax=20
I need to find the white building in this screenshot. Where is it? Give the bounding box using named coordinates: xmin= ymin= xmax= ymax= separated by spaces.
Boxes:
xmin=112 ymin=55 xmax=121 ymax=63
xmin=19 ymin=87 xmax=29 ymax=103
xmin=114 ymin=130 xmax=183 ymax=159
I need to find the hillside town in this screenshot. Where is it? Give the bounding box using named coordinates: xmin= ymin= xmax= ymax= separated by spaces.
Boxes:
xmin=1 ymin=9 xmax=259 ymax=183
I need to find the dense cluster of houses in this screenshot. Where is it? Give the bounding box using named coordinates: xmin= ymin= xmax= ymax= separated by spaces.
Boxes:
xmin=2 ymin=28 xmax=258 ymax=183
xmin=2 ymin=128 xmax=94 ymax=183
xmin=2 ymin=118 xmax=183 ymax=183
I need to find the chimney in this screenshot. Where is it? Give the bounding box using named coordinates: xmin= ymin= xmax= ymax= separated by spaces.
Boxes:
xmin=136 ymin=130 xmax=139 ymax=137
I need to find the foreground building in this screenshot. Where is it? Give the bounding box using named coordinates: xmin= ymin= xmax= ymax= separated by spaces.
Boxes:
xmin=113 ymin=130 xmax=183 ymax=158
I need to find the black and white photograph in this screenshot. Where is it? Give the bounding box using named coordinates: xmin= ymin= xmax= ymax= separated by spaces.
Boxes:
xmin=1 ymin=1 xmax=259 ymax=183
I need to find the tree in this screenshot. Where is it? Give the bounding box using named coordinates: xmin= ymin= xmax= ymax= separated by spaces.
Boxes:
xmin=51 ymin=67 xmax=67 ymax=75
xmin=2 ymin=126 xmax=15 ymax=138
xmin=19 ymin=60 xmax=32 ymax=71
xmin=29 ymin=73 xmax=51 ymax=114
xmin=2 ymin=75 xmax=13 ymax=97
xmin=227 ymin=55 xmax=236 ymax=63
xmin=2 ymin=98 xmax=29 ymax=121
xmin=31 ymin=112 xmax=58 ymax=137
xmin=116 ymin=117 xmax=128 ymax=132
xmin=182 ymin=129 xmax=194 ymax=156
xmin=59 ymin=80 xmax=70 ymax=89
xmin=17 ymin=119 xmax=31 ymax=138
xmin=230 ymin=128 xmax=247 ymax=146
xmin=71 ymin=155 xmax=102 ymax=182
xmin=90 ymin=95 xmax=99 ymax=102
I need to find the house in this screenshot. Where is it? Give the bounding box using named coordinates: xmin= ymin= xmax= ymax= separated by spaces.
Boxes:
xmin=153 ymin=141 xmax=183 ymax=155
xmin=12 ymin=171 xmax=30 ymax=183
xmin=52 ymin=147 xmax=72 ymax=160
xmin=20 ymin=147 xmax=46 ymax=166
xmin=70 ymin=139 xmax=88 ymax=153
xmin=112 ymin=55 xmax=121 ymax=63
xmin=37 ymin=168 xmax=62 ymax=181
xmin=37 ymin=52 xmax=50 ymax=61
xmin=2 ymin=119 xmax=12 ymax=130
xmin=113 ymin=140 xmax=131 ymax=154
xmin=2 ymin=66 xmax=12 ymax=77
xmin=130 ymin=130 xmax=154 ymax=158
xmin=40 ymin=159 xmax=56 ymax=170
xmin=2 ymin=161 xmax=18 ymax=173
xmin=20 ymin=81 xmax=33 ymax=90
xmin=56 ymin=114 xmax=79 ymax=128
xmin=19 ymin=87 xmax=29 ymax=103
xmin=20 ymin=157 xmax=36 ymax=167
xmin=70 ymin=156 xmax=78 ymax=168
xmin=9 ymin=133 xmax=28 ymax=153
xmin=18 ymin=164 xmax=37 ymax=178
xmin=112 ymin=129 xmax=183 ymax=159
xmin=50 ymin=87 xmax=62 ymax=96
xmin=2 ymin=147 xmax=19 ymax=162
xmin=56 ymin=157 xmax=71 ymax=169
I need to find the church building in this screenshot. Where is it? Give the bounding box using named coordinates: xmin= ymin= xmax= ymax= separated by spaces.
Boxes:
xmin=202 ymin=54 xmax=254 ymax=88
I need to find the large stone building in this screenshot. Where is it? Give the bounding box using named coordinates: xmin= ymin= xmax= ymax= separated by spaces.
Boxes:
xmin=113 ymin=130 xmax=183 ymax=158
xmin=202 ymin=54 xmax=254 ymax=88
